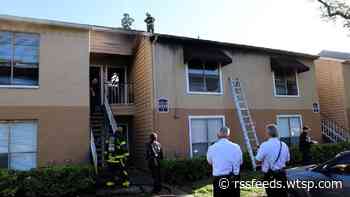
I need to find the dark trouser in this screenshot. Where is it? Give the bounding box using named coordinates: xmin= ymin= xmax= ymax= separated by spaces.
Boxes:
xmin=263 ymin=170 xmax=287 ymax=197
xmin=213 ymin=174 xmax=240 ymax=197
xmin=91 ymin=95 xmax=96 ymax=112
xmin=301 ymin=150 xmax=311 ymax=165
xmin=149 ymin=165 xmax=161 ymax=192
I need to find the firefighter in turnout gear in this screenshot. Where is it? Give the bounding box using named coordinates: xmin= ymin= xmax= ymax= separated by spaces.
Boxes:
xmin=146 ymin=132 xmax=163 ymax=193
xmin=104 ymin=126 xmax=130 ymax=188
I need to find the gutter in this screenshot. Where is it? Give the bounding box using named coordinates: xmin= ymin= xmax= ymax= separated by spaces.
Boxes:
xmin=0 ymin=14 xmax=91 ymax=30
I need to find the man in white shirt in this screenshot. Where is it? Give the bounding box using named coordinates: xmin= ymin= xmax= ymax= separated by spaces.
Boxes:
xmin=256 ymin=124 xmax=290 ymax=197
xmin=207 ymin=126 xmax=243 ymax=197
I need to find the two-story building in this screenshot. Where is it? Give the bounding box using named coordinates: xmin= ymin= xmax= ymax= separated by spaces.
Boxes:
xmin=0 ymin=15 xmax=321 ymax=170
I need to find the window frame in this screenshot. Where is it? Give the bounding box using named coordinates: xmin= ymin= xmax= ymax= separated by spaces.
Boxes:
xmin=0 ymin=31 xmax=40 ymax=89
xmin=188 ymin=115 xmax=225 ymax=158
xmin=185 ymin=63 xmax=224 ymax=95
xmin=272 ymin=71 xmax=300 ymax=97
xmin=0 ymin=120 xmax=38 ymax=170
xmin=276 ymin=114 xmax=303 ymax=144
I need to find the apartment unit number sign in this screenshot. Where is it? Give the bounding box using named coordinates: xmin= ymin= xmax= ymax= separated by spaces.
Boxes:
xmin=157 ymin=97 xmax=169 ymax=113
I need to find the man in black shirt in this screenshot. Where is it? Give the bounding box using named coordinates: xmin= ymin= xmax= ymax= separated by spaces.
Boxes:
xmin=146 ymin=132 xmax=163 ymax=193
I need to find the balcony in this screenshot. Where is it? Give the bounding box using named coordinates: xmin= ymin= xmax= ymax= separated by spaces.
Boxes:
xmin=104 ymin=82 xmax=135 ymax=115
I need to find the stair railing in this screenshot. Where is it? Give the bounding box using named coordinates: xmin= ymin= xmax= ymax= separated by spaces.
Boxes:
xmin=321 ymin=113 xmax=350 ymax=143
xmin=104 ymin=83 xmax=118 ymax=134
xmin=90 ymin=129 xmax=98 ymax=173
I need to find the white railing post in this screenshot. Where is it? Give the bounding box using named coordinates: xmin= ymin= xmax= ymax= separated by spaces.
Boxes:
xmin=90 ymin=130 xmax=98 ymax=174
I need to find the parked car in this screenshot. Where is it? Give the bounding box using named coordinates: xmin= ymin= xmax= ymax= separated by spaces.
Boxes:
xmin=286 ymin=151 xmax=350 ymax=197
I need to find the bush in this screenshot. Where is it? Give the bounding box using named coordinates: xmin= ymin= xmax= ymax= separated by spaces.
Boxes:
xmin=161 ymin=157 xmax=211 ymax=185
xmin=0 ymin=170 xmax=19 ymax=197
xmin=161 ymin=153 xmax=254 ymax=185
xmin=310 ymin=142 xmax=350 ymax=163
xmin=161 ymin=142 xmax=350 ymax=185
xmin=0 ymin=165 xmax=95 ymax=197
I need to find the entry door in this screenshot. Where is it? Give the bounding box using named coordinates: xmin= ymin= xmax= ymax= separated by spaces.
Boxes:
xmin=90 ymin=66 xmax=102 ymax=105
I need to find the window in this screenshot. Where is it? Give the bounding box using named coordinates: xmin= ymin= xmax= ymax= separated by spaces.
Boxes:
xmin=276 ymin=115 xmax=302 ymax=145
xmin=0 ymin=31 xmax=39 ymax=87
xmin=187 ymin=60 xmax=222 ymax=94
xmin=0 ymin=121 xmax=37 ymax=170
xmin=189 ymin=116 xmax=225 ymax=157
xmin=273 ymin=70 xmax=299 ymax=96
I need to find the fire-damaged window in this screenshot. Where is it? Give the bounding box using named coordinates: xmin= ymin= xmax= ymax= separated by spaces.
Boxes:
xmin=273 ymin=70 xmax=299 ymax=96
xmin=0 ymin=121 xmax=37 ymax=171
xmin=0 ymin=31 xmax=39 ymax=87
xmin=189 ymin=116 xmax=224 ymax=157
xmin=187 ymin=60 xmax=222 ymax=94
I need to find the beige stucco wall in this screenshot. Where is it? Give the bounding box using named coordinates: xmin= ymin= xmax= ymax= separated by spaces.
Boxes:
xmin=0 ymin=20 xmax=90 ymax=107
xmin=153 ymin=43 xmax=319 ymax=111
xmin=0 ymin=20 xmax=90 ymax=165
xmin=153 ymin=42 xmax=321 ymax=158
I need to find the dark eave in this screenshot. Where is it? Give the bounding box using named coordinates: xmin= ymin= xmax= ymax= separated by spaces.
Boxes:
xmin=152 ymin=34 xmax=318 ymax=60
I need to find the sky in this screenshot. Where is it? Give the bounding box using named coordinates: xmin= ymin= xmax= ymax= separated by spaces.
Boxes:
xmin=1 ymin=0 xmax=349 ymax=55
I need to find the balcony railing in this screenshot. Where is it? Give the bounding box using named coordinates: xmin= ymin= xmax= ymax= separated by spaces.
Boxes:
xmin=105 ymin=82 xmax=134 ymax=104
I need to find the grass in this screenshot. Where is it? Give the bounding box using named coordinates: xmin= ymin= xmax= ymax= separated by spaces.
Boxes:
xmin=185 ymin=171 xmax=266 ymax=197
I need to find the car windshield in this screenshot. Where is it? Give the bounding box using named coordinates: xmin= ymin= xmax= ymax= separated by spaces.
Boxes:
xmin=314 ymin=152 xmax=350 ymax=171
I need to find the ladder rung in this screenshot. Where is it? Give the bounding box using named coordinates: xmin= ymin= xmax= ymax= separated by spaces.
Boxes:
xmin=231 ymin=79 xmax=259 ymax=171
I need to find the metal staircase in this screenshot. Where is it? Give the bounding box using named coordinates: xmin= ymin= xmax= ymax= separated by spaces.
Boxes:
xmin=321 ymin=114 xmax=350 ymax=143
xmin=229 ymin=78 xmax=260 ymax=170
xmin=90 ymin=111 xmax=105 ymax=167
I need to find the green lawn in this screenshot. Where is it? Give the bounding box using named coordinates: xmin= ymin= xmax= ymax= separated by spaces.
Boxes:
xmin=184 ymin=171 xmax=266 ymax=197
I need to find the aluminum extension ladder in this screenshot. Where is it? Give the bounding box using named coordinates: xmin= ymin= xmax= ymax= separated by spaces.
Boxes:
xmin=229 ymin=78 xmax=260 ymax=170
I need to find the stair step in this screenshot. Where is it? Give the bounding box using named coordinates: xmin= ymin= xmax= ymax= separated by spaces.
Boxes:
xmin=91 ymin=124 xmax=103 ymax=127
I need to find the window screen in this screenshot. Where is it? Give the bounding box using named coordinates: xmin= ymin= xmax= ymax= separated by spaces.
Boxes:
xmin=0 ymin=31 xmax=39 ymax=86
xmin=277 ymin=116 xmax=302 ymax=145
xmin=190 ymin=117 xmax=224 ymax=157
xmin=0 ymin=121 xmax=37 ymax=170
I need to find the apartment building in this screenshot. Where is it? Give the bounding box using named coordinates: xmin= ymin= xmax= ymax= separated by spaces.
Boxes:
xmin=0 ymin=15 xmax=322 ymax=170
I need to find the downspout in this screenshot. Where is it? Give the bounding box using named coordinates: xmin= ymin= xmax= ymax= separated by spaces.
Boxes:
xmin=151 ymin=35 xmax=159 ymax=132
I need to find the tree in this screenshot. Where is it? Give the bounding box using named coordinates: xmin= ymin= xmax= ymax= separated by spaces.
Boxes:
xmin=317 ymin=0 xmax=350 ymax=27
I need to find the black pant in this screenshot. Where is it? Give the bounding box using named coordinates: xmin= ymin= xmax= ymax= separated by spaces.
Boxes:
xmin=213 ymin=174 xmax=240 ymax=197
xmin=301 ymin=150 xmax=311 ymax=164
xmin=149 ymin=165 xmax=161 ymax=192
xmin=263 ymin=170 xmax=287 ymax=197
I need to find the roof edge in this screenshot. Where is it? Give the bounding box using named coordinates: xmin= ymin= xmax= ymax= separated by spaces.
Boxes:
xmin=0 ymin=14 xmax=91 ymax=30
xmin=153 ymin=34 xmax=318 ymax=60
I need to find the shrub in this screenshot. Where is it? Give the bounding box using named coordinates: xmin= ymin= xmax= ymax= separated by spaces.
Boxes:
xmin=161 ymin=157 xmax=211 ymax=185
xmin=161 ymin=142 xmax=350 ymax=185
xmin=161 ymin=153 xmax=254 ymax=185
xmin=0 ymin=165 xmax=95 ymax=197
xmin=0 ymin=170 xmax=19 ymax=197
xmin=309 ymin=142 xmax=350 ymax=163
